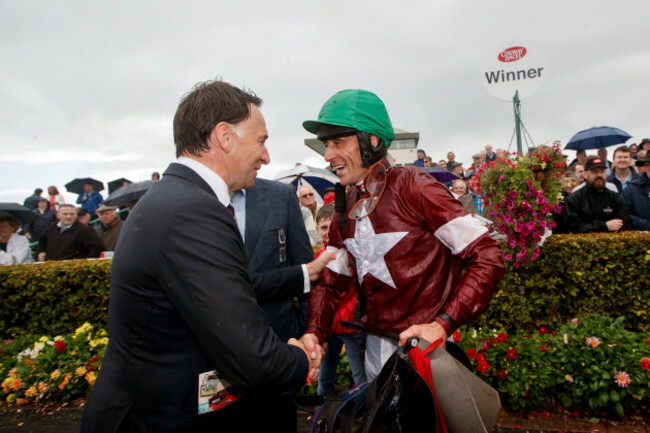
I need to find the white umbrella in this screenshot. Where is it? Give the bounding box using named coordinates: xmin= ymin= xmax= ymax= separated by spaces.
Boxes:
xmin=273 ymin=164 xmax=339 ymax=203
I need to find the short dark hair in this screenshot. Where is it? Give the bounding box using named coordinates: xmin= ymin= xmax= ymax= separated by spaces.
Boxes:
xmin=173 ymin=80 xmax=262 ymax=158
xmin=316 ymin=203 xmax=335 ymax=224
xmin=612 ymin=145 xmax=631 ymax=159
xmin=34 ymin=188 xmax=43 ymax=195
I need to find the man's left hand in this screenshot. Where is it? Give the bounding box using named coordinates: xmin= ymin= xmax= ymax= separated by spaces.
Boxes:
xmin=398 ymin=321 xmax=448 ymax=348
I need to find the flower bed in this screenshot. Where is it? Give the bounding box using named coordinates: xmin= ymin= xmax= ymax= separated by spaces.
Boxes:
xmin=0 ymin=323 xmax=107 ymax=405
xmin=455 ymin=314 xmax=650 ymax=418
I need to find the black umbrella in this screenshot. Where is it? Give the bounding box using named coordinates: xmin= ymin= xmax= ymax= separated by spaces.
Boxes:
xmin=65 ymin=177 xmax=104 ymax=195
xmin=422 ymin=167 xmax=459 ymax=183
xmin=108 ymin=178 xmax=133 ymax=195
xmin=0 ymin=202 xmax=42 ymax=225
xmin=103 ymin=180 xmax=155 ymax=207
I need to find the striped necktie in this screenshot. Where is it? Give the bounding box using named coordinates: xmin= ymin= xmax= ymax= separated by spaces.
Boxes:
xmin=227 ymin=191 xmax=236 ymax=219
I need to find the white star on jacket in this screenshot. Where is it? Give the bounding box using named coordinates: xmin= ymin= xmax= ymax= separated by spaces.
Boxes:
xmin=343 ymin=209 xmax=408 ymax=289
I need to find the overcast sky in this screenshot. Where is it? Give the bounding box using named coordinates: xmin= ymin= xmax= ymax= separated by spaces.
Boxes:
xmin=2 ymin=1 xmax=649 ymax=204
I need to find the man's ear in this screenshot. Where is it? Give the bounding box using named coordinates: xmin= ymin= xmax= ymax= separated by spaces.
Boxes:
xmin=211 ymin=122 xmax=233 ymax=153
xmin=369 ymin=134 xmax=380 ymax=148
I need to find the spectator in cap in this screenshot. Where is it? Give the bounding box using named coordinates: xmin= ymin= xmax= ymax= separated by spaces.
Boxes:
xmin=24 ymin=197 xmax=58 ymax=242
xmin=95 ymin=204 xmax=124 ymax=251
xmin=451 ymin=162 xmax=463 ymax=178
xmin=413 ymin=149 xmax=426 ymax=167
xmin=621 ymin=154 xmax=650 ymax=230
xmin=562 ymin=157 xmax=631 ymax=233
xmin=23 ymin=188 xmax=43 ymax=211
xmin=468 ymin=153 xmax=485 ymax=172
xmin=572 ymin=156 xmax=618 ymax=194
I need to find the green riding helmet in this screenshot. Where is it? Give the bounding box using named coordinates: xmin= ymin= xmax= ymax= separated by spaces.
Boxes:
xmin=303 ymin=89 xmax=395 ymax=147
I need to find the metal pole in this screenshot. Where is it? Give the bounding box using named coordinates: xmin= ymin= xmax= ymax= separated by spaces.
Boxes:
xmin=513 ymin=90 xmax=523 ymax=155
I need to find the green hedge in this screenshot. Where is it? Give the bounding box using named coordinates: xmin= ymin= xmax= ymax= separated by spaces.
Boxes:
xmin=1 ymin=232 xmax=649 ymax=339
xmin=0 ymin=260 xmax=111 ymax=339
xmin=478 ymin=231 xmax=650 ymax=334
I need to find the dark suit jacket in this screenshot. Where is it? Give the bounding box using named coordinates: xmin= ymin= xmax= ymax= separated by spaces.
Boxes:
xmin=245 ymin=178 xmax=314 ymax=342
xmin=81 ymin=163 xmax=308 ymax=433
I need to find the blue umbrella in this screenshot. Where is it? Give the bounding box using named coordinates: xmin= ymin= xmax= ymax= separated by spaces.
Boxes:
xmin=273 ymin=165 xmax=339 ymax=203
xmin=565 ymin=126 xmax=632 ymax=151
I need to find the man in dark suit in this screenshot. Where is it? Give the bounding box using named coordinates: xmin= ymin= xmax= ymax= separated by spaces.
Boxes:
xmin=81 ymin=80 xmax=321 ymax=432
xmin=235 ymin=178 xmax=328 ymax=342
xmin=233 ymin=178 xmax=333 ymax=432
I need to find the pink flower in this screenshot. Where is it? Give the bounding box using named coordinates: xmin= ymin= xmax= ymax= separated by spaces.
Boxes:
xmin=614 ymin=371 xmax=631 ymax=388
xmin=498 ymin=175 xmax=504 ymax=183
xmin=509 ymin=190 xmax=518 ymax=199
xmin=586 ymin=336 xmax=601 ymax=348
xmin=571 ymin=318 xmax=578 ymax=328
xmin=532 ymin=247 xmax=541 ymax=258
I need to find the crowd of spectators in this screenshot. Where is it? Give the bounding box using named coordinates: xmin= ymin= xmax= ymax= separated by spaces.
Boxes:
xmin=409 ymin=142 xmax=649 ymax=236
xmin=4 ymin=140 xmax=648 ymax=269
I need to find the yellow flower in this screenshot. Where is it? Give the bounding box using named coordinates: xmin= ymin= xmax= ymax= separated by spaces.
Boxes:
xmin=50 ymin=370 xmax=61 ymax=380
xmin=6 ymin=393 xmax=16 ymax=403
xmin=25 ymin=386 xmax=38 ymax=398
xmin=85 ymin=371 xmax=97 ymax=386
xmin=76 ymin=366 xmax=87 ymax=377
xmin=38 ymin=336 xmax=48 ymax=343
xmin=74 ymin=323 xmax=93 ymax=338
xmin=54 ymin=336 xmax=64 ymax=341
xmin=89 ymin=337 xmax=109 ymax=348
xmin=99 ymin=329 xmax=107 ymax=337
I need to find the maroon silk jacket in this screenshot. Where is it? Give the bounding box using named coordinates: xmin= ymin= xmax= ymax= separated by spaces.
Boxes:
xmin=306 ymin=163 xmax=505 ymax=344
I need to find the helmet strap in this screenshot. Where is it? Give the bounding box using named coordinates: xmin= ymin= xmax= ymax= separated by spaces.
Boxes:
xmin=358 ymin=131 xmax=387 ymax=167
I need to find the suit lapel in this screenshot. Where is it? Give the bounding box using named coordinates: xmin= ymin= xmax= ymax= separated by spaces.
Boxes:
xmin=245 ymin=181 xmax=272 ymax=260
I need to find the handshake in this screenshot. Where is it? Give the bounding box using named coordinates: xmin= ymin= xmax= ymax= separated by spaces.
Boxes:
xmin=287 ymin=333 xmax=324 ymax=384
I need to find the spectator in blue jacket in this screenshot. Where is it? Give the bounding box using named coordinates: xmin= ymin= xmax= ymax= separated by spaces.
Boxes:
xmin=621 ymin=154 xmax=650 ymax=230
xmin=413 ymin=149 xmax=426 ymax=167
xmin=76 ymin=183 xmax=103 ymax=218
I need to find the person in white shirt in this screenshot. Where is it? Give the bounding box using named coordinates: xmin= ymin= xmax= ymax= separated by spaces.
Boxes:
xmin=0 ymin=215 xmax=32 ymax=265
